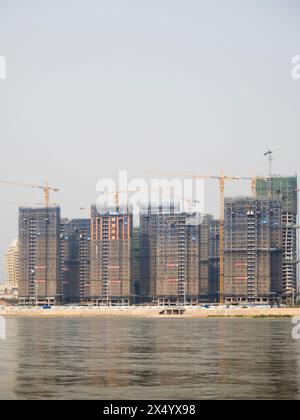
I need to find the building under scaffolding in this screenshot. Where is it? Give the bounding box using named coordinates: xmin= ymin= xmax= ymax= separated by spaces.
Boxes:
xmin=256 ymin=176 xmax=298 ymax=299
xmin=132 ymin=226 xmax=141 ymax=303
xmin=140 ymin=207 xmax=210 ymax=305
xmin=224 ymin=197 xmax=282 ymax=304
xmin=60 ymin=219 xmax=91 ymax=303
xmin=197 ymin=214 xmax=211 ymax=301
xmin=209 ymin=220 xmax=220 ymax=303
xmin=89 ymin=206 xmax=133 ymax=305
xmin=18 ymin=207 xmax=61 ymax=306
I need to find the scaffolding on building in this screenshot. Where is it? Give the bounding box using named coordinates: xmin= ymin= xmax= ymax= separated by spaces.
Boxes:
xmin=256 ymin=176 xmax=298 ymax=302
xmin=224 ymin=197 xmax=282 ymax=305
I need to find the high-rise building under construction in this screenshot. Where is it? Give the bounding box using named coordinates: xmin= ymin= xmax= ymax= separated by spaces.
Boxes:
xmin=209 ymin=220 xmax=220 ymax=303
xmin=90 ymin=206 xmax=133 ymax=305
xmin=256 ymin=176 xmax=298 ymax=299
xmin=140 ymin=208 xmax=210 ymax=305
xmin=18 ymin=207 xmax=61 ymax=305
xmin=60 ymin=219 xmax=91 ymax=302
xmin=132 ymin=226 xmax=141 ymax=303
xmin=224 ymin=197 xmax=282 ymax=304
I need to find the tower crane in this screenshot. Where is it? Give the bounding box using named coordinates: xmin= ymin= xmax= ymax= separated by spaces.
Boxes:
xmin=101 ymin=187 xmax=202 ymax=214
xmin=147 ymin=185 xmax=202 ymax=213
xmin=146 ymin=170 xmax=253 ymax=304
xmin=99 ymin=189 xmax=137 ymax=210
xmin=0 ymin=180 xmax=59 ymax=208
xmin=264 ymin=147 xmax=280 ymax=177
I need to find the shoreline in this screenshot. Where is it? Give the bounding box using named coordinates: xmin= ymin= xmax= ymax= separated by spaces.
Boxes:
xmin=1 ymin=306 xmax=300 ymax=319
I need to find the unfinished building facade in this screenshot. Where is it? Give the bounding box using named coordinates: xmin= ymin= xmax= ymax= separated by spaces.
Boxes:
xmin=140 ymin=208 xmax=210 ymax=305
xmin=60 ymin=219 xmax=91 ymax=303
xmin=132 ymin=226 xmax=141 ymax=304
xmin=18 ymin=207 xmax=61 ymax=306
xmin=89 ymin=206 xmax=133 ymax=305
xmin=209 ymin=219 xmax=220 ymax=303
xmin=256 ymin=176 xmax=298 ymax=300
xmin=224 ymin=197 xmax=282 ymax=304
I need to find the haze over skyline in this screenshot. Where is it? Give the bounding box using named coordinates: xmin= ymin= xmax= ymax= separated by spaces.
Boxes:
xmin=0 ymin=0 xmax=300 ymax=281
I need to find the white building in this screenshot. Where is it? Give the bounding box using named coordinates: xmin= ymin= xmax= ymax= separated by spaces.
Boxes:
xmin=4 ymin=239 xmax=19 ymax=289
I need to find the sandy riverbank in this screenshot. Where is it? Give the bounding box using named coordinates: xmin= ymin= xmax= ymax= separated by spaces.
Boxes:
xmin=1 ymin=306 xmax=300 ymax=318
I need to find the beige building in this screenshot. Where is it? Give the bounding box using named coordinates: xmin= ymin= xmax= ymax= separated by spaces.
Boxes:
xmin=4 ymin=239 xmax=19 ymax=289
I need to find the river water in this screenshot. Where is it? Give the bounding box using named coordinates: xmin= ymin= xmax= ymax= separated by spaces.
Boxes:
xmin=0 ymin=317 xmax=299 ymax=400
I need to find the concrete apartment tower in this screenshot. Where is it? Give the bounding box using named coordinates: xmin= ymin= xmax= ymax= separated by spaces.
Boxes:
xmin=224 ymin=197 xmax=282 ymax=304
xmin=18 ymin=207 xmax=61 ymax=306
xmin=256 ymin=176 xmax=298 ymax=301
xmin=60 ymin=219 xmax=91 ymax=303
xmin=132 ymin=226 xmax=141 ymax=303
xmin=209 ymin=220 xmax=220 ymax=303
xmin=4 ymin=239 xmax=19 ymax=289
xmin=90 ymin=206 xmax=133 ymax=305
xmin=140 ymin=207 xmax=210 ymax=305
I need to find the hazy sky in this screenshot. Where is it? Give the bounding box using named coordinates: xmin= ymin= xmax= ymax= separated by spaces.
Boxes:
xmin=0 ymin=0 xmax=300 ymax=281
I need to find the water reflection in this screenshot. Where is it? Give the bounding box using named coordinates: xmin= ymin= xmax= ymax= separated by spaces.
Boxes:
xmin=0 ymin=318 xmax=299 ymax=399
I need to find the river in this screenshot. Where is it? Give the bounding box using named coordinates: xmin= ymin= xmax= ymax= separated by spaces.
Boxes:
xmin=0 ymin=318 xmax=299 ymax=400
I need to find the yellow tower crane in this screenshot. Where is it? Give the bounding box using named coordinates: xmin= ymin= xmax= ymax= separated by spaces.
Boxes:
xmin=101 ymin=188 xmax=202 ymax=214
xmin=146 ymin=170 xmax=254 ymax=304
xmin=0 ymin=180 xmax=59 ymax=207
xmin=99 ymin=189 xmax=137 ymax=210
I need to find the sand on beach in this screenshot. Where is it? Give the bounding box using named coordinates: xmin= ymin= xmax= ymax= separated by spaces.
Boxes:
xmin=1 ymin=306 xmax=300 ymax=318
